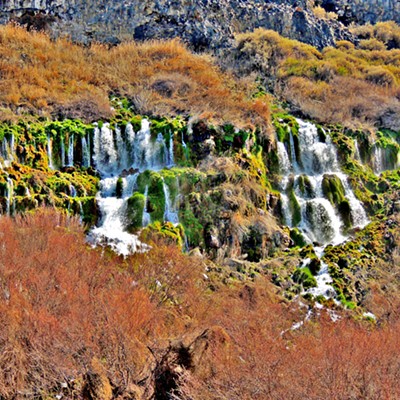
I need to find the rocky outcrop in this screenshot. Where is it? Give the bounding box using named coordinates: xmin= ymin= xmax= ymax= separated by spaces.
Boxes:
xmin=320 ymin=0 xmax=400 ymax=25
xmin=0 ymin=0 xmax=353 ymax=50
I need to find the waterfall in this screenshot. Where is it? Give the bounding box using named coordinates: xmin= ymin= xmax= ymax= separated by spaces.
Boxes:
xmin=88 ymin=173 xmax=149 ymax=256
xmin=373 ymin=144 xmax=383 ymax=174
xmin=354 ymin=139 xmax=361 ymax=162
xmin=60 ymin=138 xmax=66 ymax=167
xmin=162 ymin=179 xmax=179 ymax=224
xmin=277 ymin=142 xmax=291 ymax=175
xmin=67 ymin=134 xmax=74 ymax=167
xmin=5 ymin=177 xmax=13 ymax=215
xmin=1 ymin=135 xmax=15 ymax=168
xmin=142 ymin=185 xmax=151 ymax=227
xmin=69 ymin=185 xmax=77 ymax=198
xmin=116 ymin=126 xmax=129 ymax=171
xmin=82 ymin=135 xmax=91 ymax=167
xmin=157 ymin=133 xmax=168 ymax=166
xmin=289 ymin=129 xmax=299 ymax=171
xmin=277 ymin=119 xmax=369 ymax=300
xmin=168 ymin=134 xmax=174 ymax=167
xmin=93 ymin=123 xmax=119 ymax=176
xmin=78 ymin=201 xmax=84 ymax=221
xmin=47 ymin=134 xmax=54 ymax=170
xmin=89 ymin=118 xmax=177 ymax=255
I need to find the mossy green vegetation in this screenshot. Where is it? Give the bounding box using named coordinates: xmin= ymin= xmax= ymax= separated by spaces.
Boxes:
xmin=141 ymin=221 xmax=185 ymax=247
xmin=293 ymin=266 xmax=317 ymax=289
xmin=126 ymin=192 xmax=145 ymax=232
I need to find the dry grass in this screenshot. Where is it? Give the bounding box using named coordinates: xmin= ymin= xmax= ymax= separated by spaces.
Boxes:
xmin=0 ymin=24 xmax=269 ymax=130
xmin=233 ymin=27 xmax=400 ymax=130
xmin=312 ymin=6 xmax=338 ymax=21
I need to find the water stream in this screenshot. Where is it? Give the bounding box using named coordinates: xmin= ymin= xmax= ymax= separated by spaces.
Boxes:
xmin=277 ymin=119 xmax=369 ymax=299
xmin=88 ymin=119 xmax=179 ymax=255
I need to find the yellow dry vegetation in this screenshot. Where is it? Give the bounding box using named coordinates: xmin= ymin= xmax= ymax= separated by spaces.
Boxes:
xmin=0 ymin=24 xmax=270 ymax=131
xmin=235 ymin=27 xmax=400 ymax=130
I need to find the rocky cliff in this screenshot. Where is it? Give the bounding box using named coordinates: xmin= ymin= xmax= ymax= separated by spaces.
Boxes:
xmin=321 ymin=0 xmax=400 ymax=25
xmin=0 ymin=0 xmax=354 ymax=49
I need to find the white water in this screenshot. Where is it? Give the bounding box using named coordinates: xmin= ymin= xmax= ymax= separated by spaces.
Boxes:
xmin=162 ymin=179 xmax=179 ymax=224
xmin=373 ymin=144 xmax=384 ymax=174
xmin=89 ymin=119 xmax=177 ymax=255
xmin=277 ymin=119 xmax=369 ymax=300
xmin=0 ymin=136 xmax=14 ymax=169
xmin=89 ymin=174 xmax=150 ymax=256
xmin=67 ymin=135 xmax=74 ymax=167
xmin=372 ymin=142 xmax=400 ymax=174
xmin=81 ymin=135 xmax=91 ymax=168
xmin=5 ymin=177 xmax=13 ymax=215
xmin=60 ymin=138 xmax=66 ymax=167
xmin=354 ymin=139 xmax=361 ymax=162
xmin=47 ymin=134 xmax=54 ymax=170
xmin=69 ymin=185 xmax=77 ymax=198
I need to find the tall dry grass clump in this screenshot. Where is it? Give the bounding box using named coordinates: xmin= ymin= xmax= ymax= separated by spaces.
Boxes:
xmin=0 ymin=25 xmax=269 ymax=130
xmin=233 ymin=27 xmax=400 ymax=130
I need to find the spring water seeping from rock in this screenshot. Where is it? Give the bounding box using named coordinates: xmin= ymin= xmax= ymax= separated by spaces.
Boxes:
xmin=277 ymin=119 xmax=369 ymax=299
xmin=162 ymin=178 xmax=179 ymax=224
xmin=67 ymin=134 xmax=74 ymax=167
xmin=5 ymin=176 xmax=13 ymax=216
xmin=0 ymin=135 xmax=15 ymax=169
xmin=89 ymin=118 xmax=180 ymax=255
xmin=81 ymin=135 xmax=91 ymax=168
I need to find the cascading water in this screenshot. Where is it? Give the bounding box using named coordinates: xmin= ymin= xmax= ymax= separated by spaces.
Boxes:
xmin=69 ymin=185 xmax=77 ymax=198
xmin=47 ymin=134 xmax=54 ymax=170
xmin=89 ymin=174 xmax=149 ymax=256
xmin=61 ymin=138 xmax=66 ymax=167
xmin=89 ymin=118 xmax=178 ymax=255
xmin=67 ymin=135 xmax=74 ymax=167
xmin=277 ymin=119 xmax=369 ymax=299
xmin=81 ymin=135 xmax=91 ymax=168
xmin=371 ymin=141 xmax=400 ymax=174
xmin=162 ymin=179 xmax=179 ymax=224
xmin=5 ymin=177 xmax=13 ymax=216
xmin=142 ymin=185 xmax=151 ymax=227
xmin=0 ymin=135 xmax=15 ymax=168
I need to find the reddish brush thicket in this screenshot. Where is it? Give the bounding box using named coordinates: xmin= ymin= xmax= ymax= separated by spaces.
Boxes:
xmin=0 ymin=209 xmax=399 ymax=399
xmin=0 ymin=209 xmax=205 ymax=397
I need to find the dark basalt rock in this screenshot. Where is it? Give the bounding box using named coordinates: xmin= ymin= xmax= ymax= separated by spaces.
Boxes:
xmin=0 ymin=0 xmax=358 ymax=50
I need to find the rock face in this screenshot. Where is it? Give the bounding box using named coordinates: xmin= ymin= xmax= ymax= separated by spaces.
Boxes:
xmin=0 ymin=0 xmax=353 ymax=49
xmin=321 ymin=0 xmax=400 ymax=25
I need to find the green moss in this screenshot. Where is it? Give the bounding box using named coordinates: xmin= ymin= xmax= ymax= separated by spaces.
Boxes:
xmin=290 ymin=227 xmax=307 ymax=247
xmin=137 ymin=170 xmax=165 ymax=223
xmin=293 ymin=267 xmax=317 ymax=289
xmin=126 ymin=192 xmax=145 ymax=232
xmin=296 ymin=175 xmax=314 ymax=198
xmin=322 ymin=174 xmax=346 ymax=206
xmin=179 ymin=205 xmax=203 ymax=248
xmin=141 ymin=221 xmax=185 ymax=247
xmin=288 ymin=189 xmax=301 ymax=226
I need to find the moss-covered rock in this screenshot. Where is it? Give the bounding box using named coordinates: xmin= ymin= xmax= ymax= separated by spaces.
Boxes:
xmin=293 ymin=267 xmax=317 ymax=289
xmin=126 ymin=192 xmax=145 ymax=232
